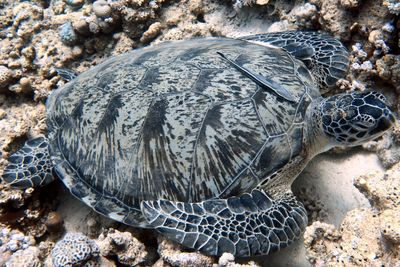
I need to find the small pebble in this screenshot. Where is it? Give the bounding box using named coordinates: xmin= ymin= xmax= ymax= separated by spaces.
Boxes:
xmin=19 ymin=77 xmax=31 ymax=93
xmin=0 ymin=109 xmax=5 ymax=119
xmin=93 ymin=0 xmax=112 ymax=18
xmin=368 ymin=29 xmax=383 ymax=44
xmin=218 ymin=252 xmax=235 ymax=265
xmin=73 ymin=19 xmax=90 ymax=35
xmin=382 ymin=22 xmax=395 ymax=33
xmin=59 ymin=21 xmax=78 ymax=45
xmin=1 ymin=228 xmax=10 ymax=237
xmin=7 ymin=240 xmax=19 ymax=252
xmin=12 ymin=234 xmax=25 ymax=242
xmin=45 ymin=211 xmax=64 ymax=233
xmin=66 ymin=0 xmax=85 ymax=8
xmin=256 ymin=0 xmax=270 ymax=5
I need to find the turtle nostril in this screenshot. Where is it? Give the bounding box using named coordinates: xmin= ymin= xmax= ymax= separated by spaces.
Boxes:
xmin=383 ymin=109 xmax=396 ymax=124
xmin=389 ymin=112 xmax=395 ymax=124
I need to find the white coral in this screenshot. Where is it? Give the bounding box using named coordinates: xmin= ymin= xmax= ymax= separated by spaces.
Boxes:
xmin=51 ymin=232 xmax=100 ymax=267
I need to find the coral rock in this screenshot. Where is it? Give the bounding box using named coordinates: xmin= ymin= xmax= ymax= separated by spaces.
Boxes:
xmin=379 ymin=208 xmax=400 ymax=244
xmin=285 ymin=3 xmax=318 ymax=28
xmin=339 ymin=0 xmax=360 ymax=8
xmin=218 ymin=253 xmax=235 ymax=266
xmin=140 ymin=22 xmax=163 ymax=43
xmin=354 ymin=164 xmax=400 ymax=210
xmin=383 ymin=0 xmax=400 ymax=14
xmin=97 ymin=229 xmax=147 ymax=266
xmin=376 ymin=54 xmax=400 ymax=92
xmin=158 ymin=237 xmax=215 ymax=267
xmin=304 ymin=210 xmax=392 ymax=266
xmin=51 ymin=232 xmax=100 ymax=267
xmin=0 ymin=66 xmax=13 ymax=91
xmin=5 ymin=246 xmax=41 ymax=267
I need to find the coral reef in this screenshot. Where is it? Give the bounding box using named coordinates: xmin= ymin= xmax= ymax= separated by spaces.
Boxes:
xmin=4 ymin=246 xmax=42 ymax=267
xmin=304 ymin=163 xmax=400 ymax=266
xmin=0 ymin=228 xmax=40 ymax=266
xmin=96 ymin=228 xmax=148 ymax=266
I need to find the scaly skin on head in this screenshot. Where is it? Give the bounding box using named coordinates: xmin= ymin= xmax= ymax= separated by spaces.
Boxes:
xmin=305 ymin=91 xmax=395 ymax=158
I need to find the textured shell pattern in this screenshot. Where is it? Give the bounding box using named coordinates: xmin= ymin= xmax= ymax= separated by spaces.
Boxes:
xmin=46 ymin=38 xmax=320 ymax=215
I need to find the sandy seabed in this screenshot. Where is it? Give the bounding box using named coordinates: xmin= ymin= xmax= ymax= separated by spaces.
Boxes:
xmin=0 ymin=0 xmax=399 ymax=266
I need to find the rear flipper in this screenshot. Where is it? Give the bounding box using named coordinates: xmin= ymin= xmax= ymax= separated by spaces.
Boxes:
xmin=1 ymin=137 xmax=54 ymax=188
xmin=141 ymin=189 xmax=307 ymax=257
xmin=241 ymin=31 xmax=349 ymax=89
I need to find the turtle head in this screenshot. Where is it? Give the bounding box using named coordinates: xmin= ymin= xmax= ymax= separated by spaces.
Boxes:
xmin=318 ymin=91 xmax=395 ymax=148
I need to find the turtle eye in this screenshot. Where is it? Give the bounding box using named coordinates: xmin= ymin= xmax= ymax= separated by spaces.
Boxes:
xmin=352 ymin=114 xmax=375 ymax=130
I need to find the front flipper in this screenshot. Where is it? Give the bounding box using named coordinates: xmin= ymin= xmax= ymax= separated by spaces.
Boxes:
xmin=141 ymin=190 xmax=307 ymax=257
xmin=241 ymin=31 xmax=349 ymax=88
xmin=1 ymin=137 xmax=54 ymax=188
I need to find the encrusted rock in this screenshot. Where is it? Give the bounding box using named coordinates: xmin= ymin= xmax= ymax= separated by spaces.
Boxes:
xmin=5 ymin=246 xmax=42 ymax=267
xmin=59 ymin=21 xmax=78 ymax=46
xmin=376 ymin=54 xmax=400 ymax=92
xmin=0 ymin=66 xmax=13 ymax=91
xmin=218 ymin=253 xmax=235 ymax=266
xmin=354 ymin=164 xmax=400 ymax=210
xmin=0 ymin=228 xmax=36 ymax=252
xmin=96 ymin=229 xmax=147 ymax=266
xmin=383 ymin=0 xmax=400 ymax=14
xmin=158 ymin=237 xmax=215 ymax=267
xmin=339 ymin=0 xmax=360 ymax=8
xmin=304 ymin=210 xmax=389 ymax=266
xmin=140 ymin=22 xmax=163 ymax=43
xmin=73 ymin=19 xmax=90 ymax=36
xmin=216 ymin=252 xmax=260 ymax=267
xmin=51 ymin=232 xmax=100 ymax=267
xmin=284 ymin=3 xmax=318 ymax=28
xmin=305 ymin=163 xmax=400 ymax=265
xmin=379 ymin=208 xmax=400 ymax=244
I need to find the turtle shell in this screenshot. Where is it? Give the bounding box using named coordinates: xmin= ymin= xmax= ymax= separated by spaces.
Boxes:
xmin=46 ymin=38 xmax=320 ymax=225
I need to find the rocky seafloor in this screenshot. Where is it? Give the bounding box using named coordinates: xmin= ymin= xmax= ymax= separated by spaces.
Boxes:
xmin=0 ymin=0 xmax=399 ymax=266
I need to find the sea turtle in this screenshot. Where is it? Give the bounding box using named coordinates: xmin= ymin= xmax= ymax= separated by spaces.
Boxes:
xmin=1 ymin=31 xmax=395 ymax=257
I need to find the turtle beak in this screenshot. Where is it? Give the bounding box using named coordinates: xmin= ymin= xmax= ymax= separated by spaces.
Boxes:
xmin=372 ymin=108 xmax=396 ymax=135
